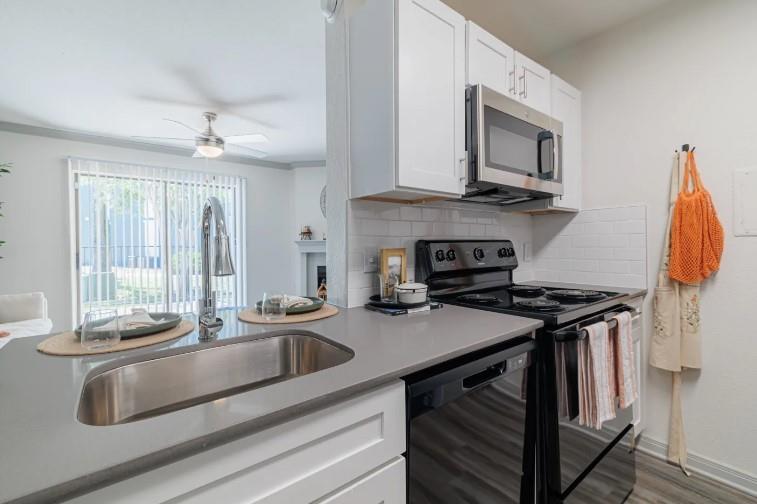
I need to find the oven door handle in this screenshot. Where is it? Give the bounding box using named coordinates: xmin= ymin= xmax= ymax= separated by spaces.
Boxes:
xmin=462 ymin=361 xmax=506 ymax=390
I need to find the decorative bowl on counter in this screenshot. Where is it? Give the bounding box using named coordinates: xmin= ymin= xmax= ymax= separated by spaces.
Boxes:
xmin=255 ymin=296 xmax=324 ymax=315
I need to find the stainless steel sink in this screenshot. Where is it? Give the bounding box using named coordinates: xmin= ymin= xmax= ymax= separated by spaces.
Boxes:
xmin=77 ymin=332 xmax=354 ymax=426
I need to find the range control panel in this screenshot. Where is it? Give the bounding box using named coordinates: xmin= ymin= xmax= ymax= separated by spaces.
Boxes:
xmin=416 ymin=240 xmax=518 ymax=276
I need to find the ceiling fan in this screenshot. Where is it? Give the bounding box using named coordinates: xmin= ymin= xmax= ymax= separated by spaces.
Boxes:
xmin=133 ymin=112 xmax=268 ymax=159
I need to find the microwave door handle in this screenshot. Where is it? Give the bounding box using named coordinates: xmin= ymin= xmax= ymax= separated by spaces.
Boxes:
xmin=554 ymin=131 xmax=561 ymax=183
xmin=537 ymin=131 xmax=555 ymax=180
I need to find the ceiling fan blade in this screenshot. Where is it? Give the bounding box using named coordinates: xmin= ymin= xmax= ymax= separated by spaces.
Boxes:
xmin=226 ymin=143 xmax=268 ymax=159
xmin=131 ymin=136 xmax=195 ymax=142
xmin=224 ymin=133 xmax=270 ymax=144
xmin=163 ymin=118 xmax=203 ymax=134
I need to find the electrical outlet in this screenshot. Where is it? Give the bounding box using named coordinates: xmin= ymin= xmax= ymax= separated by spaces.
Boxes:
xmin=363 ymin=250 xmax=378 ymax=273
xmin=523 ymin=242 xmax=532 ymax=262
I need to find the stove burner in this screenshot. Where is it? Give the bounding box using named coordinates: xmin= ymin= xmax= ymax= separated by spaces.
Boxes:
xmin=507 ymin=285 xmax=547 ymax=297
xmin=457 ymin=293 xmax=501 ymax=305
xmin=515 ymin=299 xmax=563 ymax=312
xmin=546 ymin=289 xmax=607 ymax=302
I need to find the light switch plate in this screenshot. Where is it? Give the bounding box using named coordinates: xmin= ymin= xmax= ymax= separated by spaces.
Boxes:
xmin=363 ymin=250 xmax=378 ymax=273
xmin=523 ymin=242 xmax=533 ymax=262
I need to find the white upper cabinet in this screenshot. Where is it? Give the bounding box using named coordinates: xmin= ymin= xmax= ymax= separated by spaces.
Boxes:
xmin=349 ymin=0 xmax=466 ymax=201
xmin=515 ymin=52 xmax=552 ymax=115
xmin=465 ymin=23 xmax=551 ymax=115
xmin=550 ymin=75 xmax=582 ymax=211
xmin=466 ymin=21 xmax=516 ymax=98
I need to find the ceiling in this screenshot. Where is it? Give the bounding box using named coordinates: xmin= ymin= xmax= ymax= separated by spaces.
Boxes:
xmin=0 ymin=0 xmax=673 ymax=164
xmin=0 ymin=0 xmax=326 ymax=164
xmin=442 ymin=0 xmax=673 ymax=61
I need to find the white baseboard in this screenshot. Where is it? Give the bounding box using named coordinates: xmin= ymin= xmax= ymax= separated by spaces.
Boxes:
xmin=635 ymin=436 xmax=757 ymax=497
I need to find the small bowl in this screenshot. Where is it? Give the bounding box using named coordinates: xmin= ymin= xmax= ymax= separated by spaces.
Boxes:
xmin=396 ymin=282 xmax=428 ymax=305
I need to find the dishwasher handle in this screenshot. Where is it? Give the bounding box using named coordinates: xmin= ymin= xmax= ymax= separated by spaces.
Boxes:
xmin=462 ymin=362 xmax=506 ymax=390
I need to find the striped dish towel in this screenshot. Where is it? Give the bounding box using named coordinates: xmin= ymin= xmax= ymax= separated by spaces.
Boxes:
xmin=610 ymin=311 xmax=638 ymax=409
xmin=578 ymin=321 xmax=617 ymax=429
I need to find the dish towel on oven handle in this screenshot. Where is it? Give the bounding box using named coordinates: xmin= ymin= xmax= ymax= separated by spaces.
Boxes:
xmin=578 ymin=321 xmax=616 ymax=430
xmin=610 ymin=310 xmax=638 ymax=409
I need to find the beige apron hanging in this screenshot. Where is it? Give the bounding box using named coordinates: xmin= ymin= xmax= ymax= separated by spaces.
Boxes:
xmin=650 ymin=152 xmax=702 ymax=473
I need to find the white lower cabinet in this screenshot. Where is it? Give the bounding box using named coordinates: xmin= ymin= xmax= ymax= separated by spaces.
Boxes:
xmin=70 ymin=381 xmax=406 ymax=504
xmin=316 ymin=457 xmax=406 ymax=504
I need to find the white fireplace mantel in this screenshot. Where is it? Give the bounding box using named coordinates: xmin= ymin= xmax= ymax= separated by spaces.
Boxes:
xmin=295 ymin=240 xmax=327 ymax=296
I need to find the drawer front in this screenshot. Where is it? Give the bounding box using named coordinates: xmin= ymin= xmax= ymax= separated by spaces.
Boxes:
xmin=315 ymin=456 xmax=406 ymax=504
xmin=70 ymin=381 xmax=406 ymax=503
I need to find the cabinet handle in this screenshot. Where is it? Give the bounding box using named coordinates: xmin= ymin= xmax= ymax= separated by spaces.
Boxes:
xmin=459 ymin=157 xmax=467 ymax=182
xmin=509 ymin=68 xmax=516 ymax=95
xmin=519 ymin=68 xmax=526 ymax=98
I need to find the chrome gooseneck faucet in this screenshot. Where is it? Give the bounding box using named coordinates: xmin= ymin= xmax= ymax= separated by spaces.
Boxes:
xmin=199 ymin=196 xmax=235 ymax=340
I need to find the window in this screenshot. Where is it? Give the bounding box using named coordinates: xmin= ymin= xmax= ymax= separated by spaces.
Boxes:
xmin=69 ymin=158 xmax=247 ymax=322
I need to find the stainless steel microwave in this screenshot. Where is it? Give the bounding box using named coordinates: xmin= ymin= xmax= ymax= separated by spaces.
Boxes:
xmin=464 ymin=84 xmax=563 ymax=205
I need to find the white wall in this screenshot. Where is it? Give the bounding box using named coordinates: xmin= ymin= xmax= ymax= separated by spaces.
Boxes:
xmin=292 ymin=164 xmax=327 ymax=240
xmin=347 ymin=200 xmax=533 ymax=306
xmin=0 ymin=130 xmax=297 ymax=331
xmin=546 ymin=0 xmax=757 ymax=483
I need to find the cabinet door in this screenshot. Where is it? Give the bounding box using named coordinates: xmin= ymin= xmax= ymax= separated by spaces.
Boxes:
xmin=316 ymin=457 xmax=406 ymax=504
xmin=550 ymin=75 xmax=582 ymax=211
xmin=466 ymin=21 xmax=516 ymax=98
xmin=515 ymin=52 xmax=551 ymax=114
xmin=397 ymin=0 xmax=466 ymax=196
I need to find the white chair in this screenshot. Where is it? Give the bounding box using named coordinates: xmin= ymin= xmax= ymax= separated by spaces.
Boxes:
xmin=0 ymin=292 xmax=54 ymax=349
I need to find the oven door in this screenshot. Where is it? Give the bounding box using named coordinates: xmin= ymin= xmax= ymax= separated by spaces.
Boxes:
xmin=405 ymin=338 xmax=537 ymax=504
xmin=467 ymin=84 xmax=563 ymax=196
xmin=544 ymin=335 xmax=636 ymax=504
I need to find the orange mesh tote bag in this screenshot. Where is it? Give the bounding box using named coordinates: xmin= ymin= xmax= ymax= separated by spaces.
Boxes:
xmin=669 ymin=151 xmax=723 ymax=283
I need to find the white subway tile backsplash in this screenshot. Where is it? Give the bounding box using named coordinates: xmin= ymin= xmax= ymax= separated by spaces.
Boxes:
xmin=388 ymin=220 xmax=412 ymax=236
xmin=421 ymin=207 xmax=442 ymax=221
xmin=469 ymin=223 xmax=486 ymax=236
xmin=532 ymin=205 xmax=647 ymax=290
xmin=583 ymin=247 xmax=615 ymax=259
xmin=628 ymin=261 xmax=646 ymax=276
xmin=583 ymin=222 xmax=613 ymax=234
xmin=614 ymin=247 xmax=645 ymax=260
xmin=347 ymin=201 xmax=535 ymax=306
xmin=411 ymin=221 xmax=433 ymax=236
xmin=628 ymin=234 xmax=646 ymax=248
xmin=399 ymin=206 xmax=422 ymax=221
xmin=599 ymin=260 xmax=630 ymax=274
xmin=613 ymin=220 xmax=645 ymax=234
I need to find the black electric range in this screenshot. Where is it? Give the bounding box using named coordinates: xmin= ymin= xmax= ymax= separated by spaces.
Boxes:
xmin=435 ymin=284 xmax=626 ymax=327
xmin=414 ymin=240 xmax=637 ymax=504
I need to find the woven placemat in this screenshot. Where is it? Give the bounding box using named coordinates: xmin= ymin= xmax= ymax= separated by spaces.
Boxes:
xmin=238 ymin=304 xmax=339 ymax=324
xmin=37 ymin=320 xmax=195 ymax=356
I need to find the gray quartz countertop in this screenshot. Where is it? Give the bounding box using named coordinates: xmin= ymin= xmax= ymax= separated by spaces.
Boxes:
xmin=0 ymin=305 xmax=541 ymax=503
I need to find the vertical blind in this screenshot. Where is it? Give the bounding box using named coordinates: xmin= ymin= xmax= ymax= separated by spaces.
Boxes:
xmin=69 ymin=157 xmax=247 ymax=322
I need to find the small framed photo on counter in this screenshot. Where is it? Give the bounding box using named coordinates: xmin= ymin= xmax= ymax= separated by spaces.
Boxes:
xmin=380 ymin=247 xmax=407 ymax=293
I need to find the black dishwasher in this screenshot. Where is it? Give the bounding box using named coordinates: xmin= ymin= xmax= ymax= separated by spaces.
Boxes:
xmin=404 ymin=336 xmax=537 ymax=504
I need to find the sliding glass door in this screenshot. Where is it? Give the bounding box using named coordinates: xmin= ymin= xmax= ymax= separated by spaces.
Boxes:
xmin=70 ymin=158 xmax=246 ymax=322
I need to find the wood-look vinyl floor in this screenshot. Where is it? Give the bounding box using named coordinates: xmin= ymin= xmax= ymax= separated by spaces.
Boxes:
xmin=628 ymin=451 xmax=757 ymax=504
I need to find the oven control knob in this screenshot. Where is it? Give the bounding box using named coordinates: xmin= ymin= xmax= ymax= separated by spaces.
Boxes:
xmin=498 ymin=247 xmax=508 ymax=258
xmin=507 ymin=247 xmax=516 ymax=257
xmin=446 ymin=249 xmax=457 ymax=261
xmin=473 ymin=247 xmax=485 ymax=261
xmin=434 ymin=249 xmax=446 ymax=262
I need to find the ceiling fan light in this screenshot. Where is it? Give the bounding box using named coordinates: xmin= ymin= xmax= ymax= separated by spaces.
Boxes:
xmin=196 ymin=144 xmax=224 ymax=158
xmin=195 ymin=137 xmax=224 ymax=158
